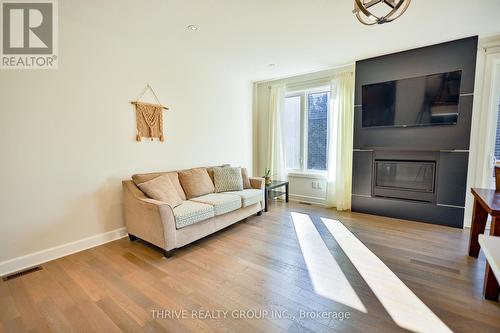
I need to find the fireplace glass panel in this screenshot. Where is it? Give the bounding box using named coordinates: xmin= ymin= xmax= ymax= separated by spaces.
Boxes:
xmin=375 ymin=161 xmax=435 ymax=192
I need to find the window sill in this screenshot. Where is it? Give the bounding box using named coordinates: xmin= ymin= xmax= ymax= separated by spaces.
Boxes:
xmin=287 ymin=171 xmax=327 ymax=180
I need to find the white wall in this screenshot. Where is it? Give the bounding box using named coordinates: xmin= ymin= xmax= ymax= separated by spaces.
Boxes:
xmin=287 ymin=175 xmax=327 ymax=205
xmin=254 ymin=66 xmax=353 ymax=204
xmin=0 ymin=1 xmax=253 ymax=264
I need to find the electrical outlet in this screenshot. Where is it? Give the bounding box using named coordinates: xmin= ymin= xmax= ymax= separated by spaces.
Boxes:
xmin=311 ymin=181 xmax=323 ymax=190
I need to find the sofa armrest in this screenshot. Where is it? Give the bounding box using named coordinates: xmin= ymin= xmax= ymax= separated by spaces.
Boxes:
xmin=122 ymin=181 xmax=177 ymax=251
xmin=250 ymin=177 xmax=265 ymax=190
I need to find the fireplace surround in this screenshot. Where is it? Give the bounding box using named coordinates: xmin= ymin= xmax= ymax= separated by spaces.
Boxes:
xmin=351 ymin=36 xmax=477 ymax=228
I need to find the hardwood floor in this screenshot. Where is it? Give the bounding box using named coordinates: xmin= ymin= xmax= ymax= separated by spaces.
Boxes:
xmin=2 ymin=201 xmax=500 ymax=333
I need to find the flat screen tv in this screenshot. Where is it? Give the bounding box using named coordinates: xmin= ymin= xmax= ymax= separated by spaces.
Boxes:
xmin=361 ymin=70 xmax=462 ymax=128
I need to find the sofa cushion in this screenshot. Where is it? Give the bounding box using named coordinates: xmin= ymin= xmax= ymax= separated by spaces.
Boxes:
xmin=190 ymin=193 xmax=242 ymax=216
xmin=241 ymin=167 xmax=252 ymax=189
xmin=227 ymin=189 xmax=264 ymax=207
xmin=214 ymin=167 xmax=243 ymax=193
xmin=132 ymin=171 xmax=186 ymax=200
xmin=173 ymin=201 xmax=215 ymax=229
xmin=178 ymin=168 xmax=215 ymax=199
xmin=137 ymin=175 xmax=183 ymax=208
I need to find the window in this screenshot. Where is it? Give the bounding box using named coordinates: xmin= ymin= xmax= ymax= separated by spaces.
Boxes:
xmin=282 ymin=87 xmax=330 ymax=174
xmin=307 ymin=92 xmax=329 ymax=170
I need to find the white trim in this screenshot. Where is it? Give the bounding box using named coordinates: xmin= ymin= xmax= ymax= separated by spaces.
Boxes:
xmin=439 ymin=150 xmax=469 ymax=153
xmin=352 ymin=193 xmax=372 ymax=198
xmin=479 ymin=35 xmax=500 ymax=51
xmin=289 ymin=193 xmax=326 ymax=206
xmin=436 ymin=203 xmax=465 ymax=209
xmin=0 ymin=227 xmax=127 ymax=276
xmin=287 ymin=171 xmax=327 ymax=179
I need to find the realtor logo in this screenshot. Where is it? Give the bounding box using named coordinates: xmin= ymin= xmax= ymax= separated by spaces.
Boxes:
xmin=1 ymin=0 xmax=58 ymax=69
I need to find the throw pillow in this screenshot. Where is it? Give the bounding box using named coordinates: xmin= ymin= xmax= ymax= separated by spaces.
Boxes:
xmin=178 ymin=168 xmax=215 ymax=199
xmin=132 ymin=171 xmax=186 ymax=200
xmin=137 ymin=175 xmax=183 ymax=208
xmin=214 ymin=167 xmax=244 ymax=193
xmin=207 ymin=164 xmax=231 ymax=184
xmin=241 ymin=167 xmax=252 ymax=189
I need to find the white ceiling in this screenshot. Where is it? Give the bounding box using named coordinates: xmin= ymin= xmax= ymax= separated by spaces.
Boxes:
xmin=79 ymin=0 xmax=500 ymax=82
xmin=176 ymin=0 xmax=500 ymax=82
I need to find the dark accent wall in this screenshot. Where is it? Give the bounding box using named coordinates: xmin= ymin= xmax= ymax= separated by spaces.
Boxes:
xmin=352 ymin=36 xmax=478 ymax=228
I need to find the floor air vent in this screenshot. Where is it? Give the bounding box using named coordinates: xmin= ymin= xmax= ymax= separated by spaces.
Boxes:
xmin=2 ymin=266 xmax=42 ymax=281
xmin=299 ymin=202 xmax=312 ymax=205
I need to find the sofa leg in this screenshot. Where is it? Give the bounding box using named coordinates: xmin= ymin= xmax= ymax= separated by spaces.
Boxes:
xmin=256 ymin=211 xmax=262 ymax=216
xmin=128 ymin=234 xmax=138 ymax=241
xmin=163 ymin=250 xmax=173 ymax=258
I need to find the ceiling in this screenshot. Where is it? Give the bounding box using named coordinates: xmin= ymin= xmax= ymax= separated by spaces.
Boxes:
xmin=74 ymin=0 xmax=500 ymax=82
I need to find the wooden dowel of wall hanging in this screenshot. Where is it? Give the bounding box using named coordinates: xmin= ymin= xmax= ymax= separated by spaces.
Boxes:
xmin=130 ymin=101 xmax=169 ymax=110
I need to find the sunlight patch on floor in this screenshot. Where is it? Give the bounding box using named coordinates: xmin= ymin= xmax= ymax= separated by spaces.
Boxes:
xmin=320 ymin=217 xmax=453 ymax=333
xmin=291 ymin=212 xmax=367 ymax=313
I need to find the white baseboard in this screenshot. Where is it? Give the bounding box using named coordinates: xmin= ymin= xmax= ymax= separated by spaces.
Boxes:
xmin=289 ymin=194 xmax=326 ymax=206
xmin=0 ymin=227 xmax=127 ymax=276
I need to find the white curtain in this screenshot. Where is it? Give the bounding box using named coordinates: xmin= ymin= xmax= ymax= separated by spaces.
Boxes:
xmin=267 ymin=84 xmax=287 ymax=181
xmin=326 ymin=72 xmax=354 ymax=210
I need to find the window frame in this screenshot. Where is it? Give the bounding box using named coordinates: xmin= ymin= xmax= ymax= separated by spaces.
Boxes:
xmin=284 ymin=85 xmax=330 ymax=177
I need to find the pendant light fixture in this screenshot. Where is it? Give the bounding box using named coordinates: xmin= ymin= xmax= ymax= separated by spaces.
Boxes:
xmin=353 ymin=0 xmax=411 ymax=25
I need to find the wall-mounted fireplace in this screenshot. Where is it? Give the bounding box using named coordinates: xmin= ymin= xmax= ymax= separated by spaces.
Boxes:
xmin=352 ymin=36 xmax=477 ymax=228
xmin=369 ymin=150 xmax=439 ymax=204
xmin=373 ymin=160 xmax=436 ymax=202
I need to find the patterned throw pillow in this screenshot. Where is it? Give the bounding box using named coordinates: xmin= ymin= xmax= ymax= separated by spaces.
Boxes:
xmin=214 ymin=167 xmax=244 ymax=193
xmin=206 ymin=164 xmax=231 ymax=184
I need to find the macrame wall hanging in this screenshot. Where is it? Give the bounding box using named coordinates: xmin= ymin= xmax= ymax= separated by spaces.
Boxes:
xmin=130 ymin=84 xmax=169 ymax=142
